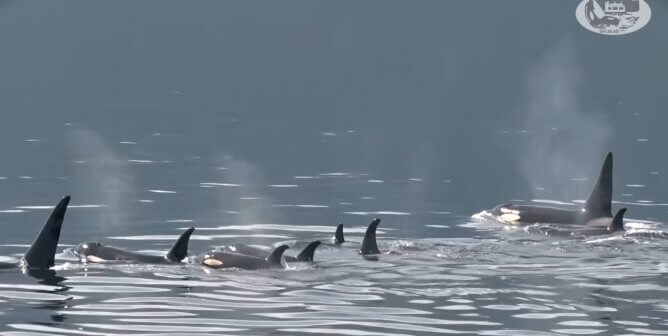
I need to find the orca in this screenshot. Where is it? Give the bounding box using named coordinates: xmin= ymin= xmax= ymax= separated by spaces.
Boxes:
xmin=198 ymin=244 xmax=289 ymax=270
xmin=330 ymin=219 xmax=381 ymax=255
xmin=0 ymin=196 xmax=71 ymax=271
xmin=74 ymin=227 xmax=195 ymax=264
xmin=491 ymin=152 xmax=613 ymax=225
xmin=360 ymin=218 xmax=381 ymax=255
xmin=532 ymin=208 xmax=626 ymax=237
xmin=215 ymin=240 xmax=321 ymax=262
xmin=334 ymin=223 xmax=345 ymax=244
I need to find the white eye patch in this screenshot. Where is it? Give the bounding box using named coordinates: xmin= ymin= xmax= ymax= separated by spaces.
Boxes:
xmin=499 ymin=207 xmax=519 ymax=215
xmin=500 ymin=213 xmax=521 ymax=223
xmin=203 ymin=259 xmax=223 ymax=266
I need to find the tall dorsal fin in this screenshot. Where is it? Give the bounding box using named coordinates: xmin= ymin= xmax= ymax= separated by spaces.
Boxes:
xmin=267 ymin=245 xmax=289 ymax=266
xmin=360 ymin=218 xmax=381 ymax=255
xmin=334 ymin=223 xmax=345 ymax=244
xmin=23 ymin=196 xmax=71 ymax=269
xmin=608 ymin=208 xmax=626 ymax=232
xmin=584 ymin=152 xmax=613 ymax=220
xmin=165 ymin=227 xmax=195 ymax=262
xmin=296 ymin=240 xmax=321 ymax=261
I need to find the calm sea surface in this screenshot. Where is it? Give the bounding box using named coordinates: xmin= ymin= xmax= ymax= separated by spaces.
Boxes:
xmin=0 ymin=1 xmax=667 ymax=335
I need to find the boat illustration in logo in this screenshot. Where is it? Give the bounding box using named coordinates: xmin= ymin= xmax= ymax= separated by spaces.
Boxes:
xmin=576 ymin=0 xmax=651 ymax=35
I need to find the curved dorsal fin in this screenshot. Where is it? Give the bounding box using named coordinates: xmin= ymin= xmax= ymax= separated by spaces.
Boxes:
xmin=360 ymin=218 xmax=381 ymax=255
xmin=584 ymin=152 xmax=613 ymax=220
xmin=608 ymin=208 xmax=626 ymax=232
xmin=166 ymin=227 xmax=195 ymax=262
xmin=267 ymin=245 xmax=289 ymax=266
xmin=334 ymin=223 xmax=345 ymax=244
xmin=296 ymin=240 xmax=321 ymax=261
xmin=23 ymin=196 xmax=71 ymax=269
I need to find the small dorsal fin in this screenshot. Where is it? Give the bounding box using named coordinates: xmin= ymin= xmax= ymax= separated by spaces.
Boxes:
xmin=360 ymin=218 xmax=381 ymax=255
xmin=608 ymin=208 xmax=626 ymax=232
xmin=165 ymin=227 xmax=195 ymax=262
xmin=334 ymin=223 xmax=345 ymax=244
xmin=267 ymin=245 xmax=289 ymax=266
xmin=296 ymin=241 xmax=321 ymax=261
xmin=584 ymin=152 xmax=613 ymax=220
xmin=23 ymin=196 xmax=71 ymax=269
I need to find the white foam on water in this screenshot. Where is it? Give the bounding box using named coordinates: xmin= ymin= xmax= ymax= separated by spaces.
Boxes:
xmin=318 ymin=172 xmax=349 ymax=176
xmin=557 ymin=321 xmax=607 ymax=327
xmin=344 ymin=211 xmax=411 ymax=216
xmin=409 ymin=300 xmax=434 ymax=304
xmin=147 ymin=190 xmax=177 ymax=194
xmin=273 ymin=204 xmax=329 ymax=208
xmin=435 ymin=305 xmax=477 ymax=310
xmin=550 ymin=329 xmax=605 ymax=335
xmin=513 ymin=313 xmax=588 ymax=319
xmin=200 ymin=182 xmax=243 ymax=187
xmin=613 ymin=201 xmax=668 ymax=206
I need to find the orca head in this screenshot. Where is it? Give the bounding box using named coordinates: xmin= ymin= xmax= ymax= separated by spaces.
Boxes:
xmin=75 ymin=241 xmax=103 ymax=256
xmin=491 ymin=203 xmax=514 ymax=216
xmin=200 ymin=252 xmax=224 ymax=267
xmin=491 ymin=204 xmax=522 ymax=223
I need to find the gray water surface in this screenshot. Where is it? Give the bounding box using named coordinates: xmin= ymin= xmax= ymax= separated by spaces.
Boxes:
xmin=0 ymin=1 xmax=667 ymax=335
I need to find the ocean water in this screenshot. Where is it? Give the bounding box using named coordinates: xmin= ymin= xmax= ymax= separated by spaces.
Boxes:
xmin=0 ymin=1 xmax=667 ymax=335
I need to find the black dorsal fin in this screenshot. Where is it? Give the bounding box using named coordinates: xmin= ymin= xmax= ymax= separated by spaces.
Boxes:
xmin=360 ymin=218 xmax=381 ymax=255
xmin=334 ymin=223 xmax=345 ymax=244
xmin=23 ymin=196 xmax=71 ymax=269
xmin=296 ymin=240 xmax=321 ymax=261
xmin=165 ymin=227 xmax=195 ymax=262
xmin=608 ymin=208 xmax=626 ymax=232
xmin=267 ymin=245 xmax=289 ymax=266
xmin=584 ymin=152 xmax=613 ymax=220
